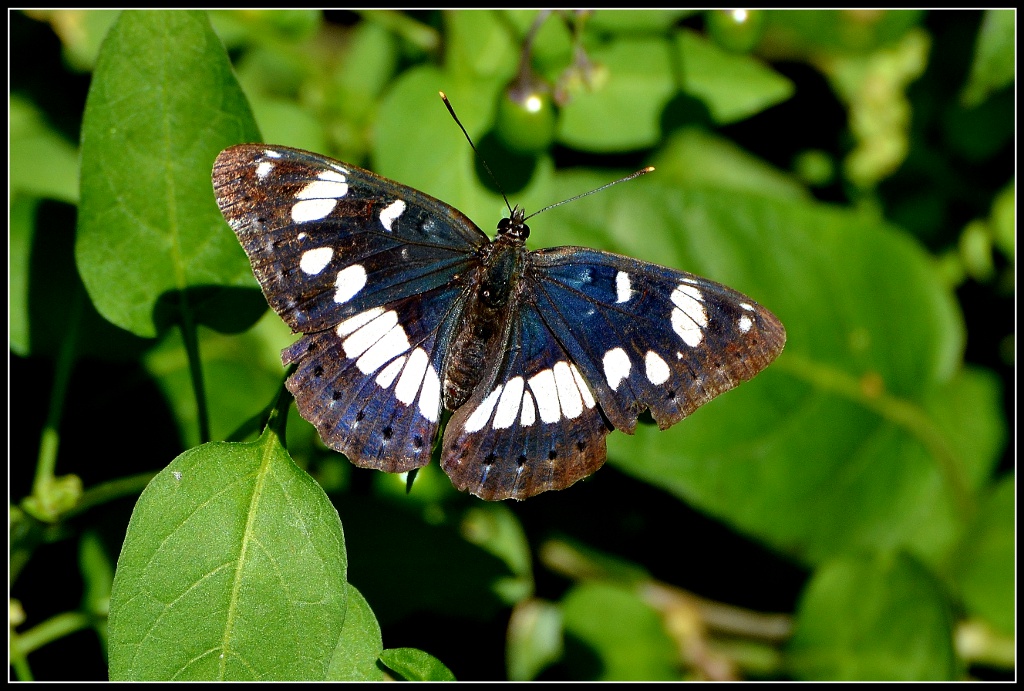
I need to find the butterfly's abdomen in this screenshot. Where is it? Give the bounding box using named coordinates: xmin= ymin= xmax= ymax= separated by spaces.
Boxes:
xmin=443 ymin=236 xmax=529 ymax=410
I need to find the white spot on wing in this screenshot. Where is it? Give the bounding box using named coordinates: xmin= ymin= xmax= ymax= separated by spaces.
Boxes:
xmin=570 ymin=364 xmax=596 ymax=409
xmin=296 ymin=170 xmax=349 ymax=199
xmin=602 ymin=348 xmax=631 ymax=391
xmin=671 ymin=283 xmax=707 ymax=347
xmin=740 ymin=302 xmax=754 ymax=311
xmin=553 ymin=361 xmax=583 ymax=419
xmin=300 ymin=247 xmax=333 ymax=275
xmin=528 ymin=369 xmax=561 ymax=424
xmin=492 ymin=376 xmax=525 ymax=429
xmin=465 ymin=386 xmax=503 ymax=433
xmin=263 ymin=150 xmax=282 ymax=158
xmin=379 ymin=199 xmax=406 ymax=231
xmin=418 ymin=364 xmax=441 ymax=422
xmin=738 ymin=315 xmax=753 ymax=333
xmin=255 ymin=161 xmax=273 ymax=179
xmin=333 ymin=264 xmax=367 ymax=303
xmin=520 ymin=390 xmax=536 ymax=426
xmin=336 ymin=307 xmax=384 ymax=337
xmin=292 ymin=198 xmax=337 ymax=223
xmin=375 ymin=355 xmax=407 ymax=389
xmin=395 ymin=347 xmax=429 ymax=405
xmin=342 ymin=309 xmax=396 ymax=358
xmin=644 ymin=351 xmax=670 ymax=385
xmin=672 ymin=308 xmax=704 ymax=347
xmin=355 ymin=323 xmax=411 ymax=374
xmin=615 ymin=271 xmax=631 ymax=303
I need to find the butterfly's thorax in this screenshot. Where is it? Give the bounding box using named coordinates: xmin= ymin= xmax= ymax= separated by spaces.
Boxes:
xmin=442 ymin=225 xmax=530 ymax=411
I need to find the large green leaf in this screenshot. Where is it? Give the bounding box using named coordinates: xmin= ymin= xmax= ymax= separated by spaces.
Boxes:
xmin=77 ymin=10 xmax=262 ymax=337
xmin=327 ymin=584 xmax=385 ymax=681
xmin=107 ymin=428 xmax=348 ymax=680
xmin=787 ymin=553 xmax=956 ymax=680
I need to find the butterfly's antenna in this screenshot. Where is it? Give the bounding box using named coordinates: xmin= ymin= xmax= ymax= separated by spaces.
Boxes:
xmin=523 ymin=166 xmax=655 ymax=222
xmin=439 ymin=91 xmax=516 ymax=217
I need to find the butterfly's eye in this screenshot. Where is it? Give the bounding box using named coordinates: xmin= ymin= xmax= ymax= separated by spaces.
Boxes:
xmin=497 ymin=217 xmax=512 ymax=234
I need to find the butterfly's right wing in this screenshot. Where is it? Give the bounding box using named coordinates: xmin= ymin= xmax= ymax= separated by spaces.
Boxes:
xmin=213 ymin=144 xmax=486 ymax=472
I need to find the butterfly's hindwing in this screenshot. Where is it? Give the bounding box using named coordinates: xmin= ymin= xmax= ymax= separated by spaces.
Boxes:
xmin=213 ymin=144 xmax=487 ymax=334
xmin=442 ymin=301 xmax=613 ymax=501
xmin=283 ymin=282 xmax=470 ymax=473
xmin=529 ymin=247 xmax=787 ymax=433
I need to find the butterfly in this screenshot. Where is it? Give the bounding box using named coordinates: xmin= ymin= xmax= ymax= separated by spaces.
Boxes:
xmin=212 ymin=144 xmax=786 ymax=501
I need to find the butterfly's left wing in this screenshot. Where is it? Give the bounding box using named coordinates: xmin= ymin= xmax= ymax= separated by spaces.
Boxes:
xmin=213 ymin=144 xmax=487 ymax=473
xmin=442 ymin=246 xmax=785 ymax=500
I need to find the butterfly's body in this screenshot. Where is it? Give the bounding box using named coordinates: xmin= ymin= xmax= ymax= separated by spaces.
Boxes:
xmin=443 ymin=225 xmax=529 ymax=410
xmin=213 ymin=144 xmax=785 ymax=500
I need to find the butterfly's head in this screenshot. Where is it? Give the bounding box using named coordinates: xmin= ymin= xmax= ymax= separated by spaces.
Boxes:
xmin=497 ymin=206 xmax=530 ymax=242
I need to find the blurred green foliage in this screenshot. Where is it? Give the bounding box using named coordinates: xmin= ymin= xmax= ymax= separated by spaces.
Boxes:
xmin=10 ymin=9 xmax=1013 ymax=681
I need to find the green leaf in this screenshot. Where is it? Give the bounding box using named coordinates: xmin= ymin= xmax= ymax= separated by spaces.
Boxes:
xmin=787 ymin=553 xmax=956 ymax=680
xmin=672 ymin=29 xmax=794 ymax=125
xmin=949 ymin=476 xmax=1015 ymax=635
xmin=507 ymin=599 xmax=563 ymax=681
xmin=649 ymin=127 xmax=809 ymax=201
xmin=460 ymin=503 xmax=534 ymax=604
xmin=11 ymin=197 xmax=152 ymax=361
xmin=761 ymin=10 xmax=925 ymax=55
xmin=587 ymin=9 xmax=695 ymax=33
xmin=960 ymin=10 xmax=1015 ymax=107
xmin=76 ymin=10 xmax=262 ymax=337
xmin=557 ymin=35 xmax=675 ymax=152
xmin=561 ymin=582 xmax=678 ymax=681
xmin=8 ymin=196 xmax=37 ymax=357
xmin=558 ymin=29 xmax=792 ymax=152
xmin=379 ymin=647 xmax=457 ymax=681
xmin=9 ymin=95 xmax=79 ymax=203
xmin=327 ymin=584 xmax=384 ymax=681
xmin=443 ymin=10 xmax=518 ymax=82
xmin=107 ymin=428 xmax=348 ymax=680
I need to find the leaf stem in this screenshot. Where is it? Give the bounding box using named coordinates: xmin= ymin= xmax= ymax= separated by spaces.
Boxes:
xmin=178 ymin=297 xmax=210 ymax=444
xmin=32 ymin=290 xmax=84 ymax=496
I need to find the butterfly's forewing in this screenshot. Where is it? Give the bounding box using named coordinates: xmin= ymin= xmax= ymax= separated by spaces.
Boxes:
xmin=441 ymin=246 xmax=785 ymax=499
xmin=529 ymin=247 xmax=786 ymax=434
xmin=213 ymin=144 xmax=486 ymax=473
xmin=212 ymin=145 xmax=487 ymax=334
xmin=442 ymin=300 xmax=613 ymax=500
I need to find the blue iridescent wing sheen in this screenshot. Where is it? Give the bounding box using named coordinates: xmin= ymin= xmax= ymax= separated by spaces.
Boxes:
xmin=530 ymin=247 xmax=786 ymax=434
xmin=213 ymin=144 xmax=484 ymax=472
xmin=282 ymin=283 xmax=467 ymax=472
xmin=442 ymin=246 xmax=785 ymax=500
